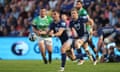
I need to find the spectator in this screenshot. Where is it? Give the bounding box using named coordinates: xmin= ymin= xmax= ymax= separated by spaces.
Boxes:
xmin=99 ymin=13 xmax=110 ymax=27
xmin=0 ymin=3 xmax=4 ymax=14
xmin=116 ymin=4 xmax=120 ymax=18
xmin=91 ymin=11 xmax=100 ymax=28
xmin=27 ymin=11 xmax=33 ymax=23
xmin=0 ymin=14 xmax=7 ymax=27
xmin=115 ymin=17 xmax=120 ymax=27
xmin=61 ymin=0 xmax=74 ymax=13
xmin=9 ymin=25 xmax=19 ymax=36
xmin=0 ymin=0 xmax=120 ymax=37
xmin=0 ymin=25 xmax=3 ymax=36
xmin=81 ymin=0 xmax=96 ymax=9
xmin=11 ymin=6 xmax=19 ymax=19
xmin=109 ymin=10 xmax=118 ymax=26
xmin=49 ymin=0 xmax=58 ymax=10
xmin=4 ymin=4 xmax=11 ymax=19
xmin=16 ymin=16 xmax=24 ymax=36
xmin=61 ymin=13 xmax=70 ymax=27
xmin=19 ymin=6 xmax=28 ymax=19
xmin=2 ymin=27 xmax=8 ymax=36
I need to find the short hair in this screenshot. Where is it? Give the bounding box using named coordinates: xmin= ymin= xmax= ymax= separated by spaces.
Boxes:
xmin=52 ymin=10 xmax=60 ymax=14
xmin=77 ymin=0 xmax=83 ymax=4
xmin=71 ymin=8 xmax=78 ymax=12
xmin=40 ymin=7 xmax=46 ymax=10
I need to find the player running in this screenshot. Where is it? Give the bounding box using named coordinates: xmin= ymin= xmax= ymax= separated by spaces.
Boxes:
xmin=48 ymin=10 xmax=69 ymax=45
xmin=59 ymin=8 xmax=89 ymax=72
xmin=31 ymin=8 xmax=53 ymax=64
xmin=75 ymin=0 xmax=97 ymax=64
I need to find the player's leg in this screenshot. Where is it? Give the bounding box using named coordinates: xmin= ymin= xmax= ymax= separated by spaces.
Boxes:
xmin=87 ymin=38 xmax=98 ymax=65
xmin=96 ymin=36 xmax=103 ymax=61
xmin=74 ymin=38 xmax=85 ymax=65
xmin=45 ymin=38 xmax=52 ymax=64
xmin=83 ymin=42 xmax=94 ymax=61
xmin=100 ymin=35 xmax=115 ymax=62
xmin=66 ymin=48 xmax=76 ymax=61
xmin=38 ymin=39 xmax=47 ymax=64
xmin=88 ymin=38 xmax=97 ymax=56
xmin=59 ymin=39 xmax=73 ymax=72
xmin=100 ymin=43 xmax=108 ymax=63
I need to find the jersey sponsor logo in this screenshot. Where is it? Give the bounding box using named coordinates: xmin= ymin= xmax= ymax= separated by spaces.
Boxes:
xmin=74 ymin=23 xmax=81 ymax=30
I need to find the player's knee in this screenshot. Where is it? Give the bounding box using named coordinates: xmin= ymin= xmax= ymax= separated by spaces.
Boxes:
xmin=61 ymin=43 xmax=68 ymax=53
xmin=75 ymin=40 xmax=83 ymax=49
xmin=61 ymin=47 xmax=66 ymax=53
xmin=75 ymin=44 xmax=80 ymax=49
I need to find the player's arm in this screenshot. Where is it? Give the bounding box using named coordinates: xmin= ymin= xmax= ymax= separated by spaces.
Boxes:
xmin=39 ymin=30 xmax=48 ymax=35
xmin=32 ymin=18 xmax=41 ymax=36
xmin=52 ymin=28 xmax=65 ymax=37
xmin=87 ymin=16 xmax=94 ymax=27
xmin=32 ymin=25 xmax=41 ymax=36
xmin=69 ymin=21 xmax=78 ymax=38
xmin=97 ymin=28 xmax=104 ymax=50
xmin=71 ymin=27 xmax=78 ymax=38
xmin=48 ymin=28 xmax=65 ymax=37
xmin=47 ymin=23 xmax=55 ymax=37
xmin=52 ymin=22 xmax=67 ymax=37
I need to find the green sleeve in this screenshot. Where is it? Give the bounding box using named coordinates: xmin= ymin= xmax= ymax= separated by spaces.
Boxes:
xmin=78 ymin=8 xmax=88 ymax=16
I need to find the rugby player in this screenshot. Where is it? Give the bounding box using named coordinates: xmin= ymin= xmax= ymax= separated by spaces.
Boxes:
xmin=59 ymin=8 xmax=89 ymax=71
xmin=32 ymin=8 xmax=53 ymax=64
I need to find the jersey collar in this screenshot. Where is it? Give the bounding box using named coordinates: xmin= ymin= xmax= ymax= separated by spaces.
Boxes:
xmin=79 ymin=7 xmax=83 ymax=11
xmin=39 ymin=16 xmax=47 ymax=20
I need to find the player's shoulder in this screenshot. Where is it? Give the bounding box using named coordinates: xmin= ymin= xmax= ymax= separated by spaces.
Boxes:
xmin=79 ymin=8 xmax=88 ymax=15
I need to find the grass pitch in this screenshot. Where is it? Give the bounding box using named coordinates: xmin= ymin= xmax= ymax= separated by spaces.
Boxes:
xmin=0 ymin=60 xmax=120 ymax=72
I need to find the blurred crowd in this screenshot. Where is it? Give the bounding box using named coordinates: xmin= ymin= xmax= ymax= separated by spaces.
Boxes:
xmin=0 ymin=0 xmax=120 ymax=37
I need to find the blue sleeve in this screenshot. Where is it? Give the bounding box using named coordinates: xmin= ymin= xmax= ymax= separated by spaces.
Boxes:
xmin=97 ymin=28 xmax=103 ymax=37
xmin=79 ymin=16 xmax=88 ymax=23
xmin=48 ymin=23 xmax=54 ymax=30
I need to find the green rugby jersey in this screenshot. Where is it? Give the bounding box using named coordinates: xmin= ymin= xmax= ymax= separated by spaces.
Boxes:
xmin=78 ymin=8 xmax=89 ymax=21
xmin=78 ymin=8 xmax=91 ymax=32
xmin=78 ymin=8 xmax=88 ymax=16
xmin=32 ymin=16 xmax=52 ymax=37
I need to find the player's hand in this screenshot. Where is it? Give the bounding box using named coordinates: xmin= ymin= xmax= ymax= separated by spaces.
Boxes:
xmin=48 ymin=30 xmax=54 ymax=37
xmin=35 ymin=31 xmax=41 ymax=36
xmin=49 ymin=32 xmax=54 ymax=37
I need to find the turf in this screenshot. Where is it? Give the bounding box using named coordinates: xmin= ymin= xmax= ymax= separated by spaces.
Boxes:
xmin=0 ymin=60 xmax=120 ymax=72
